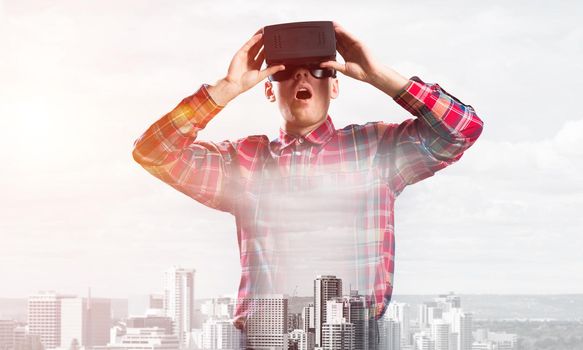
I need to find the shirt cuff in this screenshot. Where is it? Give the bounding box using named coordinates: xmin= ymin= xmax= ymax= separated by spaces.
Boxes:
xmin=392 ymin=76 xmax=446 ymax=128
xmin=181 ymin=84 xmax=224 ymax=129
xmin=392 ymin=76 xmax=425 ymax=113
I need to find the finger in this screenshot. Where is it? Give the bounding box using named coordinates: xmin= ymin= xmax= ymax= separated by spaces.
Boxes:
xmin=332 ymin=22 xmax=359 ymax=54
xmin=320 ymin=60 xmax=346 ymax=74
xmin=247 ymin=37 xmax=264 ymax=63
xmin=240 ymin=33 xmax=263 ymax=54
xmin=333 ymin=22 xmax=358 ymax=43
xmin=258 ymin=64 xmax=285 ymax=81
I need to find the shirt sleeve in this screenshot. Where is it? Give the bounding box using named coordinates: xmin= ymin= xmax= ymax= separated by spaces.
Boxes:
xmin=132 ymin=84 xmax=240 ymax=213
xmin=378 ymin=76 xmax=484 ymax=194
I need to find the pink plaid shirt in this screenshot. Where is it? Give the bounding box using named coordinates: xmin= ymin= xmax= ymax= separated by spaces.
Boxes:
xmin=132 ymin=76 xmax=483 ymax=328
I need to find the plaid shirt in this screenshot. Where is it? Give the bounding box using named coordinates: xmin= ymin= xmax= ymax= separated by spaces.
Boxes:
xmin=132 ymin=76 xmax=483 ymax=328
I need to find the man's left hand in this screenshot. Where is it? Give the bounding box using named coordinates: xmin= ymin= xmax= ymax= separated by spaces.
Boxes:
xmin=319 ymin=22 xmax=380 ymax=84
xmin=321 ymin=21 xmax=409 ymax=98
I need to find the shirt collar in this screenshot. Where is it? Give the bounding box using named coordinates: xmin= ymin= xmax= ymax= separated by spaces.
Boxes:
xmin=277 ymin=115 xmax=336 ymax=150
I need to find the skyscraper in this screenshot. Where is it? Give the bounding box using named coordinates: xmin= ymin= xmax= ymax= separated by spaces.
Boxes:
xmin=387 ymin=302 xmax=411 ymax=347
xmin=201 ymin=318 xmax=241 ymax=349
xmin=0 ymin=320 xmax=16 ymax=350
xmin=381 ymin=318 xmax=401 ymax=350
xmin=302 ymin=304 xmax=315 ymax=333
xmin=418 ymin=302 xmax=437 ymax=330
xmin=457 ymin=312 xmax=473 ymax=350
xmin=28 ymin=291 xmax=75 ymax=349
xmin=60 ymin=297 xmax=111 ymax=348
xmin=340 ymin=294 xmax=370 ymax=350
xmin=434 ymin=292 xmax=460 ymax=312
xmin=289 ymin=329 xmax=314 ymax=350
xmin=413 ymin=333 xmax=435 ymax=350
xmin=163 ymin=267 xmax=195 ymax=348
xmin=430 ymin=321 xmax=449 ymax=350
xmin=314 ymin=276 xmax=342 ymax=347
xmin=239 ymin=295 xmax=288 ymax=350
xmin=128 ymin=294 xmax=165 ymax=317
xmin=321 ymin=322 xmax=355 ymax=350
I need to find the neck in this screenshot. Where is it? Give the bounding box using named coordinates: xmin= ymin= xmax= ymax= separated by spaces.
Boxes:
xmin=283 ymin=117 xmax=327 ymax=137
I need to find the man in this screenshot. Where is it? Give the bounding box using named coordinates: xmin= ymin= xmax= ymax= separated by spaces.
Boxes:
xmin=132 ymin=22 xmax=483 ymax=346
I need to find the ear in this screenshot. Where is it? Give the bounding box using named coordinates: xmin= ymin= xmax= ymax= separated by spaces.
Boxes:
xmin=265 ymin=81 xmax=276 ymax=102
xmin=330 ymin=78 xmax=339 ymax=99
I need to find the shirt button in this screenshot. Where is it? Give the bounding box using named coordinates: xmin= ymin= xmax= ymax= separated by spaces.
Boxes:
xmin=297 ymin=137 xmax=304 ymax=144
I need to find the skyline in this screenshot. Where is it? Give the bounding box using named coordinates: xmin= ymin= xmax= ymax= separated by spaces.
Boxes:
xmin=2 ymin=285 xmax=511 ymax=350
xmin=1 ymin=0 xmax=582 ymax=299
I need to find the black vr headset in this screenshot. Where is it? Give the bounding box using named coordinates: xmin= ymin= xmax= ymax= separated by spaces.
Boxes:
xmin=263 ymin=21 xmax=337 ymax=82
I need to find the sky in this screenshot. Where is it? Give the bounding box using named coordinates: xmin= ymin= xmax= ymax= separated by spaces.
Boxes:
xmin=0 ymin=0 xmax=582 ymax=300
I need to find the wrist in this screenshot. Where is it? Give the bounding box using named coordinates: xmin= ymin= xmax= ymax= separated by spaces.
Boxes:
xmin=207 ymin=78 xmax=240 ymax=106
xmin=368 ymin=65 xmax=409 ymax=99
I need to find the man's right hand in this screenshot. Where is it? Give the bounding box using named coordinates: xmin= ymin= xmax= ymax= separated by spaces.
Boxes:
xmin=207 ymin=30 xmax=285 ymax=106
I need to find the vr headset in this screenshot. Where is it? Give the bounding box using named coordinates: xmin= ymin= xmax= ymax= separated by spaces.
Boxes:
xmin=263 ymin=21 xmax=337 ymax=82
xmin=263 ymin=21 xmax=336 ymax=66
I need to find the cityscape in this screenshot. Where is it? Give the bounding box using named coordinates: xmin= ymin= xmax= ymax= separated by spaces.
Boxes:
xmin=0 ymin=266 xmax=521 ymax=350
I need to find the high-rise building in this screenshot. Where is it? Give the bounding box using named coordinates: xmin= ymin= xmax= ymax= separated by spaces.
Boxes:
xmin=149 ymin=295 xmax=164 ymax=310
xmin=418 ymin=302 xmax=438 ymax=330
xmin=321 ymin=322 xmax=354 ymax=350
xmin=427 ymin=307 xmax=442 ymax=327
xmin=0 ymin=320 xmax=16 ymax=350
xmin=458 ymin=313 xmax=473 ymax=350
xmin=388 ymin=303 xmax=411 ymax=346
xmin=128 ymin=294 xmax=165 ymax=317
xmin=201 ymin=318 xmax=241 ymax=349
xmin=447 ymin=310 xmax=473 ymax=350
xmin=340 ymin=295 xmax=370 ymax=350
xmin=449 ymin=332 xmax=458 ymax=350
xmin=126 ymin=316 xmax=173 ymax=335
xmin=431 ymin=322 xmax=449 ymax=350
xmin=200 ymin=298 xmax=232 ymax=320
xmin=302 ymin=304 xmax=315 ymax=333
xmin=380 ymin=318 xmax=401 ymax=350
xmin=289 ymin=329 xmax=314 ymax=350
xmin=288 ymin=313 xmax=302 ymax=332
xmin=12 ymin=326 xmax=26 ymax=350
xmin=326 ymin=300 xmax=345 ymax=324
xmin=163 ymin=267 xmax=195 ymax=348
xmin=60 ymin=297 xmax=111 ymax=348
xmin=240 ymin=295 xmax=288 ymax=350
xmin=434 ymin=293 xmax=460 ymax=313
xmin=314 ymin=276 xmax=342 ymax=347
xmin=28 ymin=292 xmax=75 ymax=349
xmin=217 ymin=320 xmax=237 ymax=350
xmin=13 ymin=328 xmax=43 ymax=350
xmin=413 ymin=332 xmax=434 ymax=350
xmin=94 ymin=328 xmax=179 ymax=350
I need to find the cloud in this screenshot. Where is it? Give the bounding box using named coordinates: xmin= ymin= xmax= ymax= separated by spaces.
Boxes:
xmin=390 ymin=117 xmax=583 ymax=293
xmin=1 ymin=0 xmax=582 ymax=297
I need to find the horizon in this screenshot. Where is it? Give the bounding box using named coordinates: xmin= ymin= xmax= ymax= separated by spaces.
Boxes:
xmin=2 ymin=292 xmax=583 ymax=300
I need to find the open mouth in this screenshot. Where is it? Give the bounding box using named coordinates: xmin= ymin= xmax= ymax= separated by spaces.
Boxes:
xmin=295 ymin=88 xmax=312 ymax=100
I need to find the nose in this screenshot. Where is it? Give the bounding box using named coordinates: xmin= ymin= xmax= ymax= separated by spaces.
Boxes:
xmin=293 ymin=67 xmax=310 ymax=80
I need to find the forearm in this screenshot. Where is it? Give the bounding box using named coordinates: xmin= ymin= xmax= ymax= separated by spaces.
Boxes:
xmin=206 ymin=78 xmax=240 ymax=107
xmin=394 ymin=76 xmax=483 ymax=144
xmin=382 ymin=77 xmax=483 ymax=191
xmin=132 ymin=85 xmax=223 ymax=167
xmin=368 ymin=64 xmax=410 ymax=99
xmin=132 ymin=85 xmax=239 ymax=211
